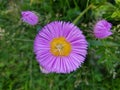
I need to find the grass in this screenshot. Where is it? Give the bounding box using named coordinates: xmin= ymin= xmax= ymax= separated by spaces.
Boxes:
xmin=0 ymin=0 xmax=120 ymax=90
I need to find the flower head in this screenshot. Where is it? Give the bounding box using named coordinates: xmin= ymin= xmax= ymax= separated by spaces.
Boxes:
xmin=34 ymin=21 xmax=88 ymax=73
xmin=21 ymin=11 xmax=38 ymax=25
xmin=93 ymin=20 xmax=112 ymax=39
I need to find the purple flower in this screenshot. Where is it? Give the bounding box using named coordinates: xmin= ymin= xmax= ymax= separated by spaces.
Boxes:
xmin=34 ymin=21 xmax=88 ymax=74
xmin=94 ymin=20 xmax=112 ymax=39
xmin=21 ymin=11 xmax=38 ymax=25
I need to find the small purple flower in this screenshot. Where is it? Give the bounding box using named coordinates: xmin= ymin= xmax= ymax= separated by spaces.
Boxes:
xmin=34 ymin=21 xmax=88 ymax=74
xmin=21 ymin=11 xmax=38 ymax=25
xmin=94 ymin=20 xmax=112 ymax=39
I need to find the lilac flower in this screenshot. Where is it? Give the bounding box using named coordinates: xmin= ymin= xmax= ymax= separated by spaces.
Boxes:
xmin=21 ymin=11 xmax=38 ymax=25
xmin=94 ymin=20 xmax=112 ymax=39
xmin=34 ymin=21 xmax=88 ymax=74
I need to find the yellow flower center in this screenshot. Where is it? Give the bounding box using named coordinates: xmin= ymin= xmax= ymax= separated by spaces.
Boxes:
xmin=50 ymin=37 xmax=71 ymax=56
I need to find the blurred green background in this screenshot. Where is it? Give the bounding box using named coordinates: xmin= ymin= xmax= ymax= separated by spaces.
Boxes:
xmin=0 ymin=0 xmax=120 ymax=90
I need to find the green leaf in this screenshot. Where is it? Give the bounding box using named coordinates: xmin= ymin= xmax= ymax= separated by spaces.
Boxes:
xmin=111 ymin=9 xmax=120 ymax=20
xmin=92 ymin=2 xmax=115 ymax=19
xmin=115 ymin=0 xmax=120 ymax=5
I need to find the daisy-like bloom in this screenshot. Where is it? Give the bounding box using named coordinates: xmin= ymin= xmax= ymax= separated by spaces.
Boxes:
xmin=34 ymin=21 xmax=88 ymax=73
xmin=94 ymin=19 xmax=112 ymax=39
xmin=21 ymin=11 xmax=38 ymax=25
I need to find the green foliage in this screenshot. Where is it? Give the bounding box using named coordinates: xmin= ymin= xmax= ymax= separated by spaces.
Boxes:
xmin=115 ymin=0 xmax=120 ymax=5
xmin=91 ymin=0 xmax=120 ymax=21
xmin=0 ymin=0 xmax=120 ymax=90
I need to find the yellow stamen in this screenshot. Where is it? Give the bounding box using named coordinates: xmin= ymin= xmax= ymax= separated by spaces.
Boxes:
xmin=50 ymin=37 xmax=71 ymax=56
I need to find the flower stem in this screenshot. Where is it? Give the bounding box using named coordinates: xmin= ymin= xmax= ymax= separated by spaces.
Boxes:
xmin=73 ymin=4 xmax=93 ymax=25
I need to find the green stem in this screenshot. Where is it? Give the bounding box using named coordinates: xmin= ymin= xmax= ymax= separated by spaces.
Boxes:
xmin=86 ymin=0 xmax=90 ymax=8
xmin=66 ymin=0 xmax=70 ymax=9
xmin=30 ymin=0 xmax=33 ymax=6
xmin=73 ymin=4 xmax=93 ymax=25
